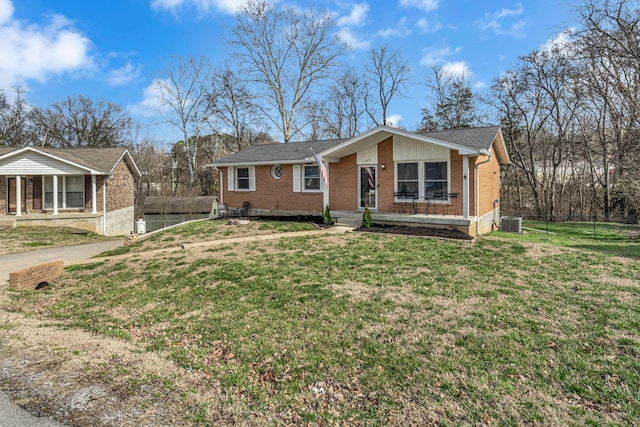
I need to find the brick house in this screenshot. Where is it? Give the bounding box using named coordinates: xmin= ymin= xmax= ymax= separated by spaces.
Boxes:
xmin=0 ymin=146 xmax=141 ymax=235
xmin=210 ymin=126 xmax=510 ymax=236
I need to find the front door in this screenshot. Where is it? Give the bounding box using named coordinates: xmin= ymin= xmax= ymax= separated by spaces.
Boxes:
xmin=7 ymin=178 xmax=27 ymax=214
xmin=359 ymin=166 xmax=377 ymax=209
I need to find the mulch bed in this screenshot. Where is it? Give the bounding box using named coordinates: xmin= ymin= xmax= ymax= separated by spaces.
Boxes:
xmin=354 ymin=223 xmax=474 ymax=240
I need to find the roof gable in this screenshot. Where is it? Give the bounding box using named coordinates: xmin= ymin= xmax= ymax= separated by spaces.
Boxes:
xmin=209 ymin=126 xmax=509 ymax=167
xmin=0 ymin=147 xmax=141 ymax=177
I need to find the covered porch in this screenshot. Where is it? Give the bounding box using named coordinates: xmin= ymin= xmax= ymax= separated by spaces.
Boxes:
xmin=1 ymin=211 xmax=104 ymax=234
xmin=331 ymin=210 xmax=477 ymax=235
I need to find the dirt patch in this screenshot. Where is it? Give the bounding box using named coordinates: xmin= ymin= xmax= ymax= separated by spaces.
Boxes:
xmin=354 ymin=223 xmax=473 ymax=240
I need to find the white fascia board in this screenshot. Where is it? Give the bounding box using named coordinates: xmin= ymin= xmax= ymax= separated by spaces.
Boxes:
xmin=113 ymin=149 xmax=142 ymax=178
xmin=208 ymin=159 xmax=309 ymax=168
xmin=0 ymin=146 xmax=104 ymax=174
xmin=319 ymin=126 xmax=482 ymax=158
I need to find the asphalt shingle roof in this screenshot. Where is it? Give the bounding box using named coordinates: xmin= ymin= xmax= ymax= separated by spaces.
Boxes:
xmin=212 ymin=138 xmax=347 ymax=165
xmin=212 ymin=126 xmax=501 ymax=166
xmin=417 ymin=126 xmax=501 ymax=151
xmin=0 ymin=147 xmax=135 ymax=175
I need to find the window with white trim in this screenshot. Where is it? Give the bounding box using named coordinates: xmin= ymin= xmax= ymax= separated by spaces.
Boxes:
xmin=395 ymin=161 xmax=449 ymax=199
xmin=424 ymin=161 xmax=448 ymax=196
xmin=237 ymin=167 xmax=250 ymax=190
xmin=44 ymin=175 xmax=85 ymax=209
xmin=396 ymin=163 xmax=418 ymax=194
xmin=232 ymin=166 xmax=255 ymax=191
xmin=303 ymin=165 xmax=320 ymax=191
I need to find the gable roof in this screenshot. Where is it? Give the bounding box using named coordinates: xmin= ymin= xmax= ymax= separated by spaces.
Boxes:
xmin=208 ymin=139 xmax=347 ymax=167
xmin=0 ymin=146 xmax=142 ymax=177
xmin=210 ymin=126 xmax=509 ymax=167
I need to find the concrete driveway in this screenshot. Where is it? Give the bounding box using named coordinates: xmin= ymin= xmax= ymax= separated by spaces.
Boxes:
xmin=1 ymin=240 xmax=123 ymax=426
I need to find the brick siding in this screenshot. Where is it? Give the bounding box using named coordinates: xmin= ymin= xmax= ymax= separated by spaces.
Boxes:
xmin=9 ymin=261 xmax=64 ymax=290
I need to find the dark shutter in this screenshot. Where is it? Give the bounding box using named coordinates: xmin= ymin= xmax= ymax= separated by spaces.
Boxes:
xmin=85 ymin=175 xmax=92 ymax=209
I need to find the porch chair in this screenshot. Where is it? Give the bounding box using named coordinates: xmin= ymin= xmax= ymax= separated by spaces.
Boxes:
xmin=239 ymin=201 xmax=250 ymax=217
xmin=445 ymin=193 xmax=458 ymax=215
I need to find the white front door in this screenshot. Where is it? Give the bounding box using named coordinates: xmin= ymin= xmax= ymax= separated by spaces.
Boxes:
xmin=359 ymin=166 xmax=377 ymax=209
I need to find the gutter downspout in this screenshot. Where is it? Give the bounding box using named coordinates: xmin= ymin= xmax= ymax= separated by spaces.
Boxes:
xmin=474 ymin=150 xmax=492 ymax=236
xmin=217 ymin=167 xmax=224 ymax=204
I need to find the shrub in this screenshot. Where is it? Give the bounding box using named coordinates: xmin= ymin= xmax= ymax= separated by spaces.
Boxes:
xmin=362 ymin=205 xmax=373 ymax=227
xmin=323 ymin=205 xmax=333 ymax=225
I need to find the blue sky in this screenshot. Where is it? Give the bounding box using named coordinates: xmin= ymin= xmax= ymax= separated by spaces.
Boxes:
xmin=1 ymin=0 xmax=573 ymax=144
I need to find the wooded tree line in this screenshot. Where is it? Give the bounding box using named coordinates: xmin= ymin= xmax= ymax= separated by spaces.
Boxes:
xmin=1 ymin=0 xmax=638 ymax=221
xmin=493 ymin=0 xmax=640 ymax=221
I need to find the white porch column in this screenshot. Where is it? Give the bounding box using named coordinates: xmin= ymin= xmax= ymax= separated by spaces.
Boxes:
xmin=462 ymin=156 xmax=469 ymax=219
xmin=91 ymin=175 xmax=97 ymax=214
xmin=322 ymin=162 xmax=329 ymax=209
xmin=53 ymin=175 xmax=59 ymax=216
xmin=15 ymin=175 xmax=22 ymax=216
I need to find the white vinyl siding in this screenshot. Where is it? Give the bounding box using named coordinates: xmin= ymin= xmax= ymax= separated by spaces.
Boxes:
xmin=0 ymin=151 xmax=87 ymax=175
xmin=393 ymin=136 xmax=449 ymax=162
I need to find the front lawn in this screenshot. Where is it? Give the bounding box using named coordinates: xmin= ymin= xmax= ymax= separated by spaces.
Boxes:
xmin=3 ymin=221 xmax=640 ymax=425
xmin=0 ymin=226 xmax=118 ymax=256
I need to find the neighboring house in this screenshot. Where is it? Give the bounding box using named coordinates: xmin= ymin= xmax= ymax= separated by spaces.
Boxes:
xmin=210 ymin=126 xmax=510 ymax=236
xmin=0 ymin=146 xmax=141 ymax=236
xmin=143 ymin=196 xmax=216 ymax=232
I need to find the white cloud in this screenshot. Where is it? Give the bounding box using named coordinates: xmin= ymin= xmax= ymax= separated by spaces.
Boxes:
xmin=108 ymin=62 xmax=142 ymax=87
xmin=541 ymin=29 xmax=575 ymax=53
xmin=479 ymin=3 xmax=526 ymax=38
xmin=337 ymin=3 xmax=369 ymax=27
xmin=0 ymin=0 xmax=13 ymax=24
xmin=399 ymin=0 xmax=438 ymax=12
xmin=441 ymin=61 xmax=472 ymax=79
xmin=128 ymin=79 xmax=170 ymax=117
xmin=150 ymin=0 xmax=249 ymax=15
xmin=495 ymin=3 xmax=524 ymax=18
xmin=416 ymin=18 xmax=442 ymax=33
xmin=419 ymin=45 xmax=461 ymax=66
xmin=0 ymin=2 xmax=93 ymax=90
xmin=386 ymin=114 xmax=403 ymax=127
xmin=377 ymin=16 xmax=411 ymax=38
xmin=337 ymin=28 xmax=370 ymax=49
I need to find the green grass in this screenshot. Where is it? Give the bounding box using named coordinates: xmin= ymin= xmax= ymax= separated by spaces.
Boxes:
xmin=0 ymin=226 xmax=118 ymax=256
xmin=5 ymin=221 xmax=640 ymax=425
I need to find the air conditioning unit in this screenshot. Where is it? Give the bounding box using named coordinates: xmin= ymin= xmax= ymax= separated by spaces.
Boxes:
xmin=501 ymin=216 xmax=522 ymax=233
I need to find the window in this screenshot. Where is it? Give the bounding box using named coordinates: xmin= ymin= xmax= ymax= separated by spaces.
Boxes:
xmin=66 ymin=176 xmax=84 ymax=208
xmin=237 ymin=168 xmax=250 ymax=190
xmin=271 ymin=164 xmax=283 ymax=180
xmin=44 ymin=175 xmax=85 ymax=209
xmin=304 ymin=165 xmax=320 ymax=190
xmin=395 ymin=161 xmax=449 ymax=199
xmin=424 ymin=162 xmax=448 ymax=196
xmin=397 ymin=163 xmax=418 ymax=195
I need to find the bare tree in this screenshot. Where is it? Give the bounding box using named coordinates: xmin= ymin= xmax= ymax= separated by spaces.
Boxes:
xmin=229 ymin=0 xmax=347 ymax=142
xmin=29 ymin=95 xmax=131 ymax=148
xmin=325 ymin=69 xmax=368 ymax=138
xmin=209 ymin=67 xmax=264 ymax=153
xmin=155 ymin=56 xmax=216 ymax=189
xmin=0 ymin=87 xmax=32 ymax=147
xmin=364 ymin=45 xmax=411 ymax=126
xmin=420 ymin=66 xmax=479 ymax=131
